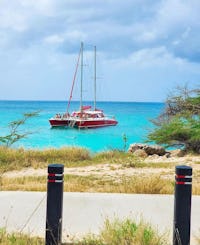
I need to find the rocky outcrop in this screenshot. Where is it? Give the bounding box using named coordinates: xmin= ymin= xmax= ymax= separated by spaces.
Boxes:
xmin=169 ymin=149 xmax=185 ymax=157
xmin=132 ymin=149 xmax=148 ymax=158
xmin=128 ymin=143 xmax=166 ymax=156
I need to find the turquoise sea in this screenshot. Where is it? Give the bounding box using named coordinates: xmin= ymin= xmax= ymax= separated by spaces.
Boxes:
xmin=0 ymin=101 xmax=164 ymax=152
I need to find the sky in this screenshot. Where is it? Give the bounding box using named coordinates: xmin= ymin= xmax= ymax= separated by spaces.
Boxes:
xmin=0 ymin=0 xmax=200 ymax=102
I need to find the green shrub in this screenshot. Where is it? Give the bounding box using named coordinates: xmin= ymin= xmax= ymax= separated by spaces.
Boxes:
xmin=78 ymin=218 xmax=169 ymax=245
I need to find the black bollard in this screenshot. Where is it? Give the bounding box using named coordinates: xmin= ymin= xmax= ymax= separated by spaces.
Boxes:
xmin=173 ymin=165 xmax=192 ymax=245
xmin=45 ymin=164 xmax=64 ymax=245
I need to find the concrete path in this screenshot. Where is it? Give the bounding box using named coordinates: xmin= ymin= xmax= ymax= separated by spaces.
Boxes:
xmin=0 ymin=192 xmax=199 ymax=243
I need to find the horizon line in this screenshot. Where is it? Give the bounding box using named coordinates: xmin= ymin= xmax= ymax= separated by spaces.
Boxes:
xmin=0 ymin=99 xmax=164 ymax=103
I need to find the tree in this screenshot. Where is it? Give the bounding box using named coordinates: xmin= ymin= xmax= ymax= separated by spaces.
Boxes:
xmin=0 ymin=111 xmax=39 ymax=147
xmin=147 ymin=86 xmax=200 ymax=153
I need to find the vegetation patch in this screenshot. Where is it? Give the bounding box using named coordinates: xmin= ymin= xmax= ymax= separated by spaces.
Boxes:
xmin=64 ymin=174 xmax=174 ymax=194
xmin=0 ymin=217 xmax=170 ymax=245
xmin=76 ymin=218 xmax=169 ymax=245
xmin=0 ymin=228 xmax=43 ymax=245
xmin=2 ymin=173 xmax=200 ymax=195
xmin=0 ymin=146 xmax=92 ymax=173
xmin=147 ymin=86 xmax=200 ymax=153
xmin=0 ymin=174 xmax=174 ymax=194
xmin=0 ymin=147 xmax=160 ymax=174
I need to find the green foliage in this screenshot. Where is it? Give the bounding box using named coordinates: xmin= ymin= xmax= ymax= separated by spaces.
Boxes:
xmin=148 ymin=86 xmax=200 ymax=153
xmin=0 ymin=111 xmax=39 ymax=147
xmin=122 ymin=133 xmax=128 ymax=152
xmin=148 ymin=117 xmax=200 ymax=145
xmin=78 ymin=218 xmax=169 ymax=245
xmin=0 ymin=218 xmax=169 ymax=245
xmin=0 ymin=228 xmax=43 ymax=245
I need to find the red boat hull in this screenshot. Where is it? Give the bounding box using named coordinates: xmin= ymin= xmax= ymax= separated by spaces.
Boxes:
xmin=49 ymin=118 xmax=117 ymax=128
xmin=74 ymin=119 xmax=118 ymax=128
xmin=49 ymin=119 xmax=70 ymax=127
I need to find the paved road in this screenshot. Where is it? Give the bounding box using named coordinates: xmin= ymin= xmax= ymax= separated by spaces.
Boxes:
xmin=0 ymin=192 xmax=199 ymax=243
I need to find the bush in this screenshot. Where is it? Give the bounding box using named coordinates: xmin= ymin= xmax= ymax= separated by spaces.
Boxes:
xmin=147 ymin=86 xmax=200 ymax=153
xmin=79 ymin=218 xmax=169 ymax=245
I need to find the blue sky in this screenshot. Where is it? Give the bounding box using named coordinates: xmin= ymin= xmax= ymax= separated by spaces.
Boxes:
xmin=0 ymin=0 xmax=199 ymax=102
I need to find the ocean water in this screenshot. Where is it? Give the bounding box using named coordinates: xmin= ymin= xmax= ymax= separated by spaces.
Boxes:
xmin=0 ymin=101 xmax=164 ymax=152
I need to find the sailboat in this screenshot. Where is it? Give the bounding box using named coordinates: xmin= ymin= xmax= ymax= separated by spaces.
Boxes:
xmin=49 ymin=43 xmax=118 ymax=128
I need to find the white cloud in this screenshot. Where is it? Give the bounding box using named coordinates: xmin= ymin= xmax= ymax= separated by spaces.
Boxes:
xmin=0 ymin=0 xmax=199 ymax=101
xmin=44 ymin=34 xmax=64 ymax=44
xmin=105 ymin=46 xmax=185 ymax=70
xmin=65 ymin=31 xmax=87 ymax=42
xmin=0 ymin=4 xmax=28 ymax=31
xmin=19 ymin=0 xmax=55 ymax=15
xmin=1 ymin=0 xmax=200 ymax=61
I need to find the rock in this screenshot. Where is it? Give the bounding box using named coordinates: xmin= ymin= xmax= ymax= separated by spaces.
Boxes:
xmin=143 ymin=145 xmax=165 ymax=156
xmin=170 ymin=149 xmax=185 ymax=157
xmin=165 ymin=152 xmax=171 ymax=158
xmin=128 ymin=143 xmax=145 ymax=153
xmin=147 ymin=154 xmax=160 ymax=159
xmin=132 ymin=149 xmax=148 ymax=158
xmin=128 ymin=143 xmax=166 ymax=156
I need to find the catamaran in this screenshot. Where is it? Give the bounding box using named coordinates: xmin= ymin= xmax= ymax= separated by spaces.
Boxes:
xmin=49 ymin=43 xmax=118 ymax=128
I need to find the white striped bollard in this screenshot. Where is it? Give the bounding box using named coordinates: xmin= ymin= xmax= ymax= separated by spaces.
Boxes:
xmin=173 ymin=165 xmax=192 ymax=245
xmin=45 ymin=164 xmax=64 ymax=245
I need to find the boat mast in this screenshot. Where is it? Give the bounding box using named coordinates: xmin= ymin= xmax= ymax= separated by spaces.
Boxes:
xmin=80 ymin=42 xmax=83 ymax=112
xmin=94 ymin=45 xmax=97 ymax=110
xmin=66 ymin=47 xmax=81 ymax=114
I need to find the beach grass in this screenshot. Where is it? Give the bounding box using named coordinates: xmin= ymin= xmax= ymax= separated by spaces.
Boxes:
xmin=195 ymin=234 xmax=200 ymax=245
xmin=0 ymin=146 xmax=91 ymax=172
xmin=2 ymin=173 xmax=200 ymax=195
xmin=0 ymin=146 xmax=176 ymax=174
xmin=1 ymin=219 xmax=200 ymax=245
xmin=0 ymin=228 xmax=43 ymax=245
xmin=75 ymin=218 xmax=169 ymax=245
xmin=0 ymin=218 xmax=169 ymax=245
xmin=64 ymin=174 xmax=174 ymax=194
xmin=0 ymin=146 xmax=200 ymax=194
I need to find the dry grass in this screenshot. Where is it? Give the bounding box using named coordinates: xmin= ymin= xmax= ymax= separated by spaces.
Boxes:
xmin=0 ymin=146 xmax=91 ymax=173
xmin=0 ymin=176 xmax=46 ymax=191
xmin=64 ymin=174 xmax=174 ymax=194
xmin=195 ymin=234 xmax=200 ymax=245
xmin=0 ymin=228 xmax=43 ymax=245
xmin=0 ymin=146 xmax=200 ymax=194
xmin=0 ymin=174 xmax=172 ymax=194
xmin=1 ymin=173 xmax=200 ymax=195
xmin=0 ymin=147 xmax=176 ymax=174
